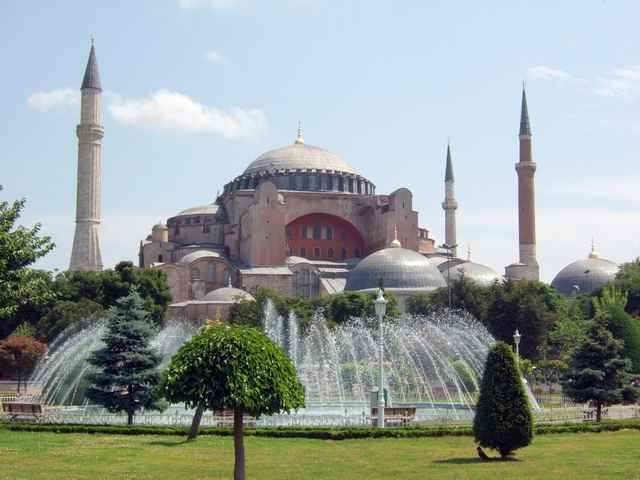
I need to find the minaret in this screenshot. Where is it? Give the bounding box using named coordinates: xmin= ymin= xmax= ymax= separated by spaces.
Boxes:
xmin=441 ymin=143 xmax=458 ymax=258
xmin=506 ymin=85 xmax=539 ymax=281
xmin=69 ymin=40 xmax=104 ymax=271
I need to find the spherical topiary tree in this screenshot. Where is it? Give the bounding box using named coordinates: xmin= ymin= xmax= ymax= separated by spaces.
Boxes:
xmin=162 ymin=324 xmax=305 ymax=480
xmin=473 ymin=341 xmax=533 ymax=458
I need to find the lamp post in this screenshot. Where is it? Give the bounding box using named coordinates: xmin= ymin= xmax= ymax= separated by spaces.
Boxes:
xmin=439 ymin=243 xmax=458 ymax=309
xmin=513 ymin=329 xmax=521 ymax=371
xmin=374 ymin=287 xmax=388 ymax=428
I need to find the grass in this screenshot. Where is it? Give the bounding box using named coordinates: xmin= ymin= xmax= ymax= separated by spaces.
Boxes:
xmin=2 ymin=429 xmax=640 ymax=480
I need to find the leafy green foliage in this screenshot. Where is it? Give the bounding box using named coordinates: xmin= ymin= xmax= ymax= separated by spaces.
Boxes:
xmin=591 ymin=285 xmax=640 ymax=372
xmin=613 ymin=258 xmax=640 ymax=316
xmin=87 ymin=290 xmax=162 ymax=424
xmin=405 ymin=292 xmax=433 ymax=316
xmin=473 ymin=341 xmax=533 ymax=457
xmin=163 ymin=324 xmax=304 ymax=416
xmin=547 ymin=299 xmax=592 ymax=362
xmin=0 ymin=187 xmax=55 ymax=339
xmin=428 ymin=276 xmax=496 ymax=322
xmin=36 ymin=299 xmax=104 ymax=343
xmin=562 ymin=316 xmax=639 ymax=421
xmin=485 ymin=280 xmax=562 ymax=361
xmin=12 ymin=322 xmax=35 ymax=337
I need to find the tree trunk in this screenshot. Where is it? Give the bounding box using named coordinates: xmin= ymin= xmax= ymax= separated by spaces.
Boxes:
xmin=187 ymin=404 xmax=205 ymax=441
xmin=16 ymin=370 xmax=21 ymax=395
xmin=127 ymin=386 xmax=134 ymax=425
xmin=127 ymin=410 xmax=134 ymax=425
xmin=596 ymin=401 xmax=602 ymax=423
xmin=234 ymin=408 xmax=245 ymax=480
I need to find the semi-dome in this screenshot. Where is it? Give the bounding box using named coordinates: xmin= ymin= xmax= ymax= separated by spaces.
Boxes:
xmin=176 ymin=204 xmax=220 ymax=216
xmin=442 ymin=261 xmax=502 ymax=287
xmin=177 ymin=250 xmax=221 ymax=265
xmin=551 ymin=247 xmax=618 ymax=296
xmin=244 ymin=143 xmax=358 ymax=176
xmin=202 ymin=285 xmax=255 ymax=303
xmin=345 ymin=245 xmax=446 ymax=291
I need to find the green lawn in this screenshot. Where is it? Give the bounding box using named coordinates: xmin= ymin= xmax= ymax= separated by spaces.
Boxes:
xmin=1 ymin=429 xmax=639 ymax=480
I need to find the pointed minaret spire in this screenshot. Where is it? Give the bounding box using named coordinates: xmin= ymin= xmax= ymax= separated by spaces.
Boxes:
xmin=519 ymin=82 xmax=531 ymax=137
xmin=81 ymin=38 xmax=102 ymax=91
xmin=445 ymin=142 xmax=454 ymax=182
xmin=295 ymin=120 xmax=304 ymax=144
xmin=442 ymin=142 xmax=458 ymax=258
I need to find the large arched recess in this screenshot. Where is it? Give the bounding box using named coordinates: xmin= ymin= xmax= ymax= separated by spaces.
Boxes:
xmin=286 ymin=213 xmax=365 ymax=261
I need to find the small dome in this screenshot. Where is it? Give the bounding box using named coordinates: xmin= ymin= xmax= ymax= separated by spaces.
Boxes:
xmin=244 ymin=143 xmax=358 ymax=176
xmin=177 ymin=204 xmax=219 ymax=216
xmin=202 ymin=286 xmax=255 ymax=303
xmin=551 ymin=255 xmax=618 ymax=296
xmin=443 ymin=261 xmax=502 ymax=287
xmin=345 ymin=247 xmax=446 ymax=291
xmin=152 ymin=221 xmax=167 ymax=230
xmin=177 ymin=250 xmax=221 ymax=265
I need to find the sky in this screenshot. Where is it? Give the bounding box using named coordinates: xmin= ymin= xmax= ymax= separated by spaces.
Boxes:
xmin=1 ymin=0 xmax=639 ymax=281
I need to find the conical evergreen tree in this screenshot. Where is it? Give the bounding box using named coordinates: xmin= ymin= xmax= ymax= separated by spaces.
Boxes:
xmin=87 ymin=289 xmax=162 ymax=424
xmin=473 ymin=341 xmax=533 ymax=458
xmin=562 ymin=315 xmax=638 ymax=422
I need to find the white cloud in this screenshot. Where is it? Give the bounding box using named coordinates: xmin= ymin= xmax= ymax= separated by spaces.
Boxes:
xmin=26 ymin=88 xmax=79 ymax=111
xmin=177 ymin=0 xmax=241 ymax=9
xmin=595 ymin=67 xmax=640 ymax=97
xmin=203 ymin=50 xmax=225 ymax=64
xmin=528 ymin=65 xmax=575 ymax=81
xmin=554 ymin=176 xmax=640 ymax=204
xmin=108 ymin=89 xmax=267 ymax=141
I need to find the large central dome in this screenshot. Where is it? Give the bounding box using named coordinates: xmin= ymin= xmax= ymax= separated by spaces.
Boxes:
xmin=244 ymin=143 xmax=358 ymax=176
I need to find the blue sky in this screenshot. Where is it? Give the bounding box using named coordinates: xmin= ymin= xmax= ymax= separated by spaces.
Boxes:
xmin=2 ymin=0 xmax=639 ymax=281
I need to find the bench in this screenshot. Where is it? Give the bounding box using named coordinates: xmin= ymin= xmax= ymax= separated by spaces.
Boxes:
xmin=211 ymin=409 xmax=256 ymax=427
xmin=370 ymin=407 xmax=417 ymax=426
xmin=2 ymin=402 xmax=45 ymax=421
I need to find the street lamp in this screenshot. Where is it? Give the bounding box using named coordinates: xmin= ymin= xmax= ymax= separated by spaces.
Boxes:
xmin=374 ymin=287 xmax=388 ymax=428
xmin=513 ymin=329 xmax=521 ymax=370
xmin=439 ymin=243 xmax=458 ymax=309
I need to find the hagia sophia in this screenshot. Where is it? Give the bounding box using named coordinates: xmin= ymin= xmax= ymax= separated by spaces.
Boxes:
xmin=69 ymin=44 xmax=621 ymax=322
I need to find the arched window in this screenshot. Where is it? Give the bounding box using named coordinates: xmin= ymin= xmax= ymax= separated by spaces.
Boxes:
xmin=223 ymin=268 xmax=231 ymax=285
xmin=157 ymin=254 xmax=163 ymax=263
xmin=191 ymin=268 xmax=200 ymax=281
xmin=341 ymin=248 xmax=347 ymax=259
xmin=328 ymin=247 xmax=334 ymax=258
xmin=207 ymin=262 xmax=216 ymax=282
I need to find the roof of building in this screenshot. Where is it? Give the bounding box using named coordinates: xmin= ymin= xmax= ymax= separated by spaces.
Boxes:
xmin=442 ymin=261 xmax=502 ymax=287
xmin=176 ymin=204 xmax=220 ymax=216
xmin=202 ymin=285 xmax=255 ymax=302
xmin=243 ymin=142 xmax=358 ymax=176
xmin=345 ymin=246 xmax=447 ymax=291
xmin=321 ymin=277 xmax=347 ymax=294
xmin=551 ymin=250 xmax=618 ymax=296
xmin=81 ymin=43 xmax=102 ymax=91
xmin=177 ymin=250 xmax=221 ymax=265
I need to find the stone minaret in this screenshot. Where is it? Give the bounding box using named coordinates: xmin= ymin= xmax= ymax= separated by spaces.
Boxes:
xmin=69 ymin=41 xmax=104 ymax=271
xmin=506 ymin=86 xmax=539 ymax=281
xmin=441 ymin=143 xmax=458 ymax=258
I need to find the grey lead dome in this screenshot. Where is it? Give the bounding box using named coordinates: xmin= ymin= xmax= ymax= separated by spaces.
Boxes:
xmin=345 ymin=247 xmax=446 ymax=291
xmin=243 ymin=143 xmax=358 ymax=176
xmin=551 ymin=256 xmax=618 ymax=296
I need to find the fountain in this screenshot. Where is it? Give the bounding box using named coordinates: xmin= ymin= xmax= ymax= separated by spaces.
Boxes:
xmin=28 ymin=301 xmax=538 ymax=423
xmin=29 ymin=319 xmax=197 ymax=405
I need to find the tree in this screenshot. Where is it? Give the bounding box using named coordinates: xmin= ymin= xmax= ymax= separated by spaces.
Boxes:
xmin=592 ymin=285 xmax=640 ymax=372
xmin=613 ymin=258 xmax=640 ymax=316
xmin=486 ymin=280 xmax=563 ymax=361
xmin=0 ymin=335 xmax=47 ymax=392
xmin=163 ymin=324 xmax=304 ymax=480
xmin=547 ymin=300 xmax=592 ymax=363
xmin=473 ymin=341 xmax=533 ymax=458
xmin=0 ymin=187 xmax=55 ymax=339
xmin=36 ymin=299 xmax=104 ymax=343
xmin=406 ymin=292 xmax=433 ymax=316
xmin=452 ymin=359 xmax=478 ymax=394
xmin=562 ymin=316 xmax=638 ymax=422
xmin=87 ymin=290 xmax=162 ymax=425
xmin=427 ymin=276 xmax=495 ymax=322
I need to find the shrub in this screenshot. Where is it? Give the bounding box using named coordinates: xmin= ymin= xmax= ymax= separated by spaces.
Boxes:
xmin=473 ymin=341 xmax=533 ymax=457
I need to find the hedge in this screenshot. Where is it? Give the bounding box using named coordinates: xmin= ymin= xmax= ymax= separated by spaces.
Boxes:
xmin=2 ymin=419 xmax=640 ymax=439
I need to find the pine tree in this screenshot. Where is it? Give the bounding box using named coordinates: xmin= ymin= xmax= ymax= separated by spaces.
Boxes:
xmin=473 ymin=341 xmax=533 ymax=458
xmin=87 ymin=290 xmax=162 ymax=425
xmin=562 ymin=315 xmax=638 ymax=422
